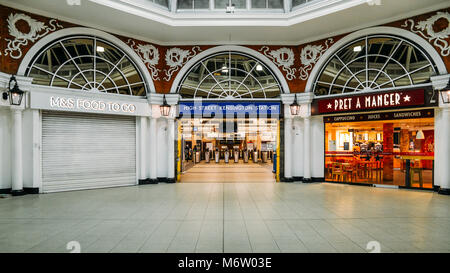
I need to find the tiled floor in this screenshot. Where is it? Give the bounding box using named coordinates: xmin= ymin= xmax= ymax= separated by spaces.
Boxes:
xmin=180 ymin=161 xmax=275 ymax=183
xmin=0 ymin=182 xmax=449 ymax=253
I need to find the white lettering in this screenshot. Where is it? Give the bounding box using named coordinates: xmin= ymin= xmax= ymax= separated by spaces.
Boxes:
xmin=50 ymin=96 xmax=137 ymax=114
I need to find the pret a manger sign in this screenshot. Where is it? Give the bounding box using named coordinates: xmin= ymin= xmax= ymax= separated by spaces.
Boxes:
xmin=317 ymin=89 xmax=425 ymax=114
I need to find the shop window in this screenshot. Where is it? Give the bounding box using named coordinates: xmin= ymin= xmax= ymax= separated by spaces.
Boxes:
xmin=215 ymin=0 xmax=246 ymax=9
xmin=313 ymin=35 xmax=437 ymax=97
xmin=178 ymin=0 xmax=210 ymax=9
xmin=26 ymin=36 xmax=147 ymax=97
xmin=324 ymin=114 xmax=434 ymax=189
xmin=152 ymin=0 xmax=170 ymax=8
xmin=251 ymin=0 xmax=283 ymax=9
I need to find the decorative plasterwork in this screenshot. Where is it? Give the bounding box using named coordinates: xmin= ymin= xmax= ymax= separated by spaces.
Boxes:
xmin=259 ymin=46 xmax=296 ymax=80
xmin=402 ymin=11 xmax=450 ymax=57
xmin=298 ymin=38 xmax=333 ymax=81
xmin=128 ymin=39 xmax=160 ymax=81
xmin=164 ymin=46 xmax=202 ymax=81
xmin=4 ymin=13 xmax=63 ymax=59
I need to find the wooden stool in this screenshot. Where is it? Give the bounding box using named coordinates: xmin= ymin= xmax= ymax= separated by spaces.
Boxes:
xmin=410 ymin=168 xmax=423 ymax=187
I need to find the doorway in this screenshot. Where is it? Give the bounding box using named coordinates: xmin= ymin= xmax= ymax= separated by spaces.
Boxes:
xmin=179 ymin=117 xmax=278 ymax=183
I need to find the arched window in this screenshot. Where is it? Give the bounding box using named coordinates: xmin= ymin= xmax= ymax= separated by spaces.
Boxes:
xmin=25 ymin=36 xmax=147 ymax=97
xmin=178 ymin=52 xmax=282 ymax=99
xmin=313 ymin=35 xmax=437 ymax=97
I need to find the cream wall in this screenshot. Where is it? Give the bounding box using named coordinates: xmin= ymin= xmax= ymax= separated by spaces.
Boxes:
xmin=0 ymin=108 xmax=12 ymax=190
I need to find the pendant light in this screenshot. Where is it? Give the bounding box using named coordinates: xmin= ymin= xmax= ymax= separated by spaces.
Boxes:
xmin=416 ymin=129 xmax=425 ymax=140
xmin=416 ymin=121 xmax=425 ymax=140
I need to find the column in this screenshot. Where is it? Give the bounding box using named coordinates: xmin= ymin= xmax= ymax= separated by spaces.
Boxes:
xmin=430 ymin=74 xmax=450 ymax=194
xmin=138 ymin=116 xmax=147 ymax=184
xmin=167 ymin=116 xmax=175 ymax=182
xmin=149 ymin=116 xmax=158 ymax=183
xmin=284 ymin=115 xmax=293 ymax=180
xmin=303 ymin=115 xmax=311 ymax=182
xmin=11 ymin=109 xmax=24 ymax=196
xmin=382 ymin=123 xmax=394 ymax=182
xmin=293 ymin=118 xmax=304 ymax=179
xmin=439 ymin=108 xmax=450 ymax=194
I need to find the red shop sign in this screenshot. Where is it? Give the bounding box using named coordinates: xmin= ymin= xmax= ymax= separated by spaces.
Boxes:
xmin=317 ymin=89 xmax=425 ymax=114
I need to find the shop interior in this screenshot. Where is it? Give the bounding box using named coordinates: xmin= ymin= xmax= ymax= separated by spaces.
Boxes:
xmin=179 ymin=117 xmax=278 ymax=182
xmin=325 ymin=117 xmax=434 ymax=189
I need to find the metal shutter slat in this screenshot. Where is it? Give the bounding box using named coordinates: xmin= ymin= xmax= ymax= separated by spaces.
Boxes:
xmin=42 ymin=111 xmax=136 ymax=193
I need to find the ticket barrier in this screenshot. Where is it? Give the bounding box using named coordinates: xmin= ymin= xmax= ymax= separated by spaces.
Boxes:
xmin=252 ymin=150 xmax=258 ymax=163
xmin=234 ymin=148 xmax=239 ymax=163
xmin=215 ymin=148 xmax=220 ymax=163
xmin=195 ymin=151 xmax=200 ymax=163
xmin=205 ymin=150 xmax=210 ymax=163
xmin=243 ymin=150 xmax=249 ymax=163
xmin=261 ymin=151 xmax=268 ymax=163
xmin=224 ymin=150 xmax=229 ymax=163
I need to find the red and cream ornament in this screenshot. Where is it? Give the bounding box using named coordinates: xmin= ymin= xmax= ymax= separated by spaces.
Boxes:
xmin=4 ymin=13 xmax=63 ymax=59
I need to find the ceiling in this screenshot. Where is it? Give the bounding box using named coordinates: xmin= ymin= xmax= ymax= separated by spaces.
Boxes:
xmin=1 ymin=0 xmax=449 ymax=45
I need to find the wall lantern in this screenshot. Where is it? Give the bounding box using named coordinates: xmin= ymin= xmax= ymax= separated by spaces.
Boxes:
xmin=440 ymin=89 xmax=450 ymax=104
xmin=290 ymin=95 xmax=300 ymax=116
xmin=2 ymin=76 xmax=24 ymax=106
xmin=160 ymin=95 xmax=171 ymax=117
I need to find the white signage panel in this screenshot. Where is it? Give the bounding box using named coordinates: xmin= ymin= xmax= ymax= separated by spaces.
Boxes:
xmin=30 ymin=92 xmax=151 ymax=116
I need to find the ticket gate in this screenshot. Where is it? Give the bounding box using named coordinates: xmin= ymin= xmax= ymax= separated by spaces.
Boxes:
xmin=243 ymin=150 xmax=249 ymax=163
xmin=261 ymin=151 xmax=268 ymax=163
xmin=224 ymin=150 xmax=229 ymax=163
xmin=195 ymin=151 xmax=201 ymax=163
xmin=252 ymin=150 xmax=258 ymax=163
xmin=233 ymin=149 xmax=239 ymax=163
xmin=215 ymin=149 xmax=220 ymax=163
xmin=205 ymin=150 xmax=210 ymax=163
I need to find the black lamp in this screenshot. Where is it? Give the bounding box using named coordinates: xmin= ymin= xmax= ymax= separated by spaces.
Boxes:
xmin=160 ymin=94 xmax=171 ymax=117
xmin=290 ymin=95 xmax=300 ymax=116
xmin=440 ymin=89 xmax=450 ymax=104
xmin=2 ymin=76 xmax=24 ymax=106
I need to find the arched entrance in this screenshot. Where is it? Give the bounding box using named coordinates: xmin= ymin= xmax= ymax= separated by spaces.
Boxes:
xmin=174 ymin=49 xmax=286 ymax=183
xmin=306 ymin=28 xmax=446 ymax=190
xmin=17 ymin=28 xmax=153 ymax=193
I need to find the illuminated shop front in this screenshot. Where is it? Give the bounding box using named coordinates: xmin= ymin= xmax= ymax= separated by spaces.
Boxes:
xmin=323 ymin=108 xmax=435 ymax=188
xmin=305 ymin=30 xmax=450 ymax=193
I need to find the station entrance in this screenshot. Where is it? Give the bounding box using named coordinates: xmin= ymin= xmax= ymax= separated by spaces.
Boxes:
xmin=173 ymin=51 xmax=285 ymax=183
xmin=177 ymin=103 xmax=280 ymax=183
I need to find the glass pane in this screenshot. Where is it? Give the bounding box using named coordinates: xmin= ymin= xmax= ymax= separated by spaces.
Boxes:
xmin=179 ymin=52 xmax=281 ymax=99
xmin=252 ymin=0 xmax=266 ymax=8
xmin=194 ymin=0 xmax=209 ymax=9
xmin=214 ymin=0 xmax=227 ymax=8
xmin=292 ymin=0 xmax=308 ymax=7
xmin=27 ymin=37 xmax=145 ymax=96
xmin=178 ymin=0 xmax=192 ymax=9
xmin=155 ymin=0 xmax=169 ymax=7
xmin=313 ymin=35 xmax=436 ymax=95
xmin=131 ymin=83 xmax=146 ymax=96
xmin=233 ymin=0 xmax=246 ymax=8
xmin=268 ymin=0 xmax=283 ymax=8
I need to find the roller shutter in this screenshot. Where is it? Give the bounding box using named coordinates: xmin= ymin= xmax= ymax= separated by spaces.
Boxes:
xmin=42 ymin=111 xmax=136 ymax=193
